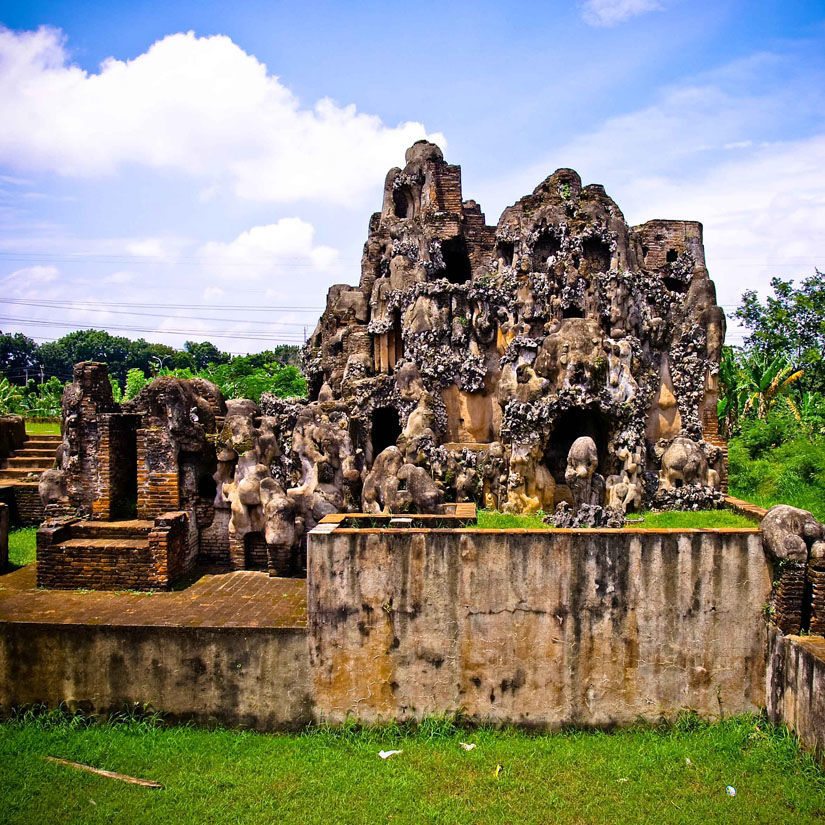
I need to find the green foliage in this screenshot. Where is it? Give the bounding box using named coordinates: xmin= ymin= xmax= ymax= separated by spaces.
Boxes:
xmin=0 ymin=376 xmax=24 ymax=415
xmin=160 ymin=358 xmax=306 ymax=402
xmin=0 ymin=376 xmax=63 ymax=417
xmin=728 ymin=409 xmax=825 ymax=521
xmin=735 ymin=271 xmax=825 ymax=394
xmin=124 ymin=368 xmax=149 ymax=401
xmin=1 ymin=713 xmax=823 ymax=824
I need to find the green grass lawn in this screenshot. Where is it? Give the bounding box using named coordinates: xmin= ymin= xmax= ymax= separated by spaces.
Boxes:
xmin=8 ymin=527 xmax=36 ymax=568
xmin=24 ymin=421 xmax=61 ymax=436
xmin=473 ymin=509 xmax=756 ymax=530
xmin=0 ymin=713 xmax=822 ymax=824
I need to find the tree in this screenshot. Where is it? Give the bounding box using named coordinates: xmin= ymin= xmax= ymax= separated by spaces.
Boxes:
xmin=735 ymin=270 xmax=825 ymax=393
xmin=185 ymin=340 xmax=230 ymax=370
xmin=38 ymin=330 xmax=134 ymax=384
xmin=0 ymin=331 xmax=40 ymax=384
xmin=739 ymin=353 xmax=804 ymax=421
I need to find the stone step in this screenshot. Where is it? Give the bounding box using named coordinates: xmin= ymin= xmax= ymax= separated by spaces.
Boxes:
xmin=14 ymin=447 xmax=57 ymax=457
xmin=69 ymin=520 xmax=154 ymax=540
xmin=54 ymin=537 xmax=150 ymax=554
xmin=4 ymin=456 xmax=54 ymax=469
xmin=25 ymin=435 xmax=62 ymax=443
xmin=0 ymin=468 xmax=44 ymax=480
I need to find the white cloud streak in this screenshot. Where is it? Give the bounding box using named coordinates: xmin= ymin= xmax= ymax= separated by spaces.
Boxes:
xmin=580 ymin=0 xmax=662 ymax=27
xmin=0 ymin=27 xmax=444 ymax=205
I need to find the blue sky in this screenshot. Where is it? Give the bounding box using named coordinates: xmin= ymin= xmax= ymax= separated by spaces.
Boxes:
xmin=1 ymin=0 xmax=823 ymax=353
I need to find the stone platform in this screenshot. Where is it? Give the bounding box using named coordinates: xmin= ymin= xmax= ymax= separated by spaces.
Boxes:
xmin=0 ymin=564 xmax=307 ymax=628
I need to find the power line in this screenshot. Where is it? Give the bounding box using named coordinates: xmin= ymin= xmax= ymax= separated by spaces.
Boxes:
xmin=2 ymin=298 xmax=323 ymax=312
xmin=0 ymin=316 xmax=307 ymax=342
xmin=1 ymin=300 xmax=318 ymax=327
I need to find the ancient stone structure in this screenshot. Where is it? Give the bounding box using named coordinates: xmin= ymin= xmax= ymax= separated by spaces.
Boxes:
xmin=38 ymin=140 xmax=729 ymax=587
xmin=302 ymin=140 xmax=727 ymax=522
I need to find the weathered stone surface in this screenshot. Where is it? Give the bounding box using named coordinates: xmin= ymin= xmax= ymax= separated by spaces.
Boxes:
xmin=308 ymin=527 xmax=769 ymax=727
xmin=762 ymin=504 xmax=824 ymax=562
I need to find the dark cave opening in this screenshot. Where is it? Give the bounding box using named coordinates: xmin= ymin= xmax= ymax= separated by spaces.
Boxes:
xmin=371 ymin=406 xmax=402 ymax=458
xmin=393 ymin=186 xmax=415 ymax=219
xmin=441 ymin=237 xmax=472 ymax=284
xmin=542 ymin=407 xmax=610 ymax=484
xmin=666 ymin=248 xmax=679 ymax=264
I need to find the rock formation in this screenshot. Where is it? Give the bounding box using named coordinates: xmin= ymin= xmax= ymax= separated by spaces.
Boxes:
xmin=42 ymin=140 xmax=729 ymax=576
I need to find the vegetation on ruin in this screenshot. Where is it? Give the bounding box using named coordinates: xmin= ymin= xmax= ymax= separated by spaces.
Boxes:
xmin=7 ymin=527 xmax=36 ymax=568
xmin=0 ymin=710 xmax=822 ymax=824
xmin=23 ymin=420 xmax=61 ymax=435
xmin=473 ymin=509 xmax=756 ymax=530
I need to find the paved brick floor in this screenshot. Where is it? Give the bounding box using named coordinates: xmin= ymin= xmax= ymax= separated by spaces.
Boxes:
xmin=0 ymin=565 xmax=307 ymax=629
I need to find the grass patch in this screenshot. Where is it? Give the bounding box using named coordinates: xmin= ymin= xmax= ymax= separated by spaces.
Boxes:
xmin=0 ymin=712 xmax=822 ymax=824
xmin=634 ymin=509 xmax=755 ymax=529
xmin=472 ymin=509 xmax=755 ymax=530
xmin=24 ymin=421 xmax=60 ymax=436
xmin=8 ymin=527 xmax=36 ymax=568
xmin=474 ymin=509 xmax=552 ymax=529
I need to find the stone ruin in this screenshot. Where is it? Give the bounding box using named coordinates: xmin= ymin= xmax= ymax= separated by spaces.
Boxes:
xmin=38 ymin=140 xmax=728 ymax=586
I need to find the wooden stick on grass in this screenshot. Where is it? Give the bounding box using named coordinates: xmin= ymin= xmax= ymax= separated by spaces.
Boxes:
xmin=44 ymin=756 xmax=163 ymax=789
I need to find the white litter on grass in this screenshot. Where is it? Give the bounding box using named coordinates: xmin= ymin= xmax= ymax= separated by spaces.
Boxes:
xmin=379 ymin=750 xmax=403 ymax=760
xmin=459 ymin=742 xmax=477 ymax=751
xmin=726 ymin=786 xmax=737 ymax=797
xmin=685 ymin=757 xmax=693 ymax=766
xmin=616 ymin=778 xmax=629 ymax=783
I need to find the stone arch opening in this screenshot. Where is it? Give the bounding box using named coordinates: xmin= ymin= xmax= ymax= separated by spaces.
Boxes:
xmin=542 ymin=407 xmax=610 ymax=483
xmin=441 ymin=237 xmax=472 ymax=284
xmin=393 ymin=186 xmax=415 ymax=219
xmin=666 ymin=248 xmax=679 ymax=264
xmin=532 ymin=232 xmax=560 ymax=270
xmin=371 ymin=406 xmax=401 ymax=457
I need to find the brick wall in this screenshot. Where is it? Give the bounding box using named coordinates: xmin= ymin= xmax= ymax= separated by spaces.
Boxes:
xmin=200 ymin=509 xmax=230 ymax=566
xmin=37 ymin=512 xmax=191 ymax=591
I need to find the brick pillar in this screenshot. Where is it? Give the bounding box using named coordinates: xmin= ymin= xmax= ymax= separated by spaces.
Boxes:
xmin=772 ymin=561 xmax=807 ymax=634
xmin=807 ymin=542 xmax=825 ymax=636
xmin=136 ymin=427 xmax=180 ymax=520
xmin=91 ymin=414 xmax=113 ymax=519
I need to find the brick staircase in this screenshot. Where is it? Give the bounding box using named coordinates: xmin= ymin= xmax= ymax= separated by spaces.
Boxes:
xmin=0 ymin=433 xmax=60 ymax=483
xmin=37 ymin=519 xmax=155 ymax=590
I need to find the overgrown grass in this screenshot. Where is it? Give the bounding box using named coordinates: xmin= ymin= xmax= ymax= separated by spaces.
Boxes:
xmin=8 ymin=527 xmax=36 ymax=567
xmin=24 ymin=421 xmax=60 ymax=436
xmin=473 ymin=509 xmax=755 ymax=530
xmin=728 ymin=431 xmax=825 ymax=522
xmin=0 ymin=711 xmax=822 ymax=824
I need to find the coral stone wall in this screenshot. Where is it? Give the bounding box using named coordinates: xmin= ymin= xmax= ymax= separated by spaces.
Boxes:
xmin=308 ymin=528 xmax=770 ymax=727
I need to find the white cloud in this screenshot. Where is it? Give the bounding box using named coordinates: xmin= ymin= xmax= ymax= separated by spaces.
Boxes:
xmin=2 ymin=264 xmax=59 ymax=284
xmin=102 ymin=271 xmax=134 ymax=284
xmin=580 ymin=0 xmax=662 ymax=27
xmin=199 ymin=217 xmax=338 ymax=281
xmin=0 ymin=26 xmax=445 ymax=205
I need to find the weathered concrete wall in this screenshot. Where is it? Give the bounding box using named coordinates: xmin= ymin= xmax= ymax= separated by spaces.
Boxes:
xmin=308 ymin=528 xmax=770 ymax=728
xmin=767 ymin=628 xmax=825 ymax=761
xmin=0 ymin=622 xmax=312 ymax=730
